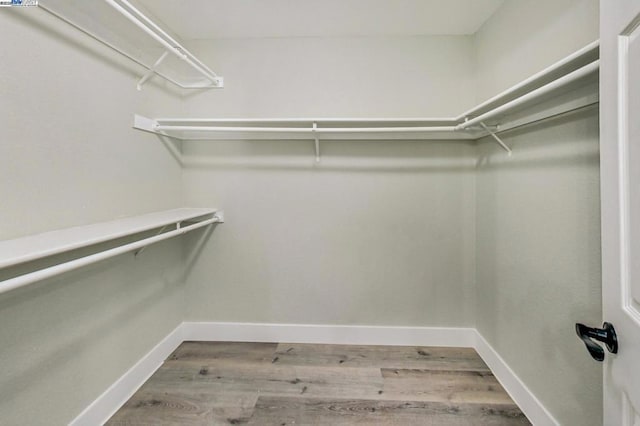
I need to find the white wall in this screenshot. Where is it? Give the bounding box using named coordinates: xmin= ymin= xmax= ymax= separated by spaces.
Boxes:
xmin=476 ymin=110 xmax=601 ymax=426
xmin=182 ymin=141 xmax=477 ymax=326
xmin=0 ymin=2 xmax=603 ymax=425
xmin=180 ymin=36 xmax=478 ymax=326
xmin=474 ymin=1 xmax=602 ymax=425
xmin=0 ymin=9 xmax=184 ymax=425
xmin=474 ymin=0 xmax=599 ymax=103
xmin=183 ymin=36 xmax=476 ymax=117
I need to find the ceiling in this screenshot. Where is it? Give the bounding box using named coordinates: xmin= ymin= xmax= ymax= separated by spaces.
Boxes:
xmin=136 ymin=0 xmax=505 ymax=40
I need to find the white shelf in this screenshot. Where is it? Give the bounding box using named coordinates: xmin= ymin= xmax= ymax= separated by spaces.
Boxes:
xmin=0 ymin=208 xmax=218 ymax=270
xmin=38 ymin=0 xmax=223 ymax=90
xmin=134 ymin=115 xmax=471 ymax=141
xmin=0 ymin=207 xmax=223 ymax=295
xmin=133 ymin=41 xmax=600 ymax=155
xmin=455 ymin=40 xmax=599 ymax=120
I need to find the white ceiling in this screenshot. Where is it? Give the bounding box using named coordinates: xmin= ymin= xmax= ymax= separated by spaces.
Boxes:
xmin=136 ymin=0 xmax=505 ymax=40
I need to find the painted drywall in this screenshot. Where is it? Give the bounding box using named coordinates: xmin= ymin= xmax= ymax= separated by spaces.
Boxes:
xmin=0 ymin=9 xmax=185 ymax=425
xmin=180 ymin=36 xmax=478 ymax=326
xmin=473 ymin=2 xmax=602 ymax=425
xmin=182 ymin=141 xmax=477 ymax=326
xmin=182 ymin=36 xmax=476 ymax=117
xmin=469 ymin=85 xmax=601 ymax=426
xmin=475 ymin=109 xmax=601 ymax=426
xmin=473 ymin=0 xmax=599 ymax=103
xmin=0 ymin=3 xmax=604 ymax=425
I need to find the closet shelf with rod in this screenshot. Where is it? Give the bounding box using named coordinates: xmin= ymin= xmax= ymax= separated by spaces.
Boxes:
xmin=454 ymin=40 xmax=599 ymax=121
xmin=133 ymin=41 xmax=599 ymax=159
xmin=0 ymin=208 xmax=224 ymax=295
xmin=37 ymin=0 xmax=223 ymax=90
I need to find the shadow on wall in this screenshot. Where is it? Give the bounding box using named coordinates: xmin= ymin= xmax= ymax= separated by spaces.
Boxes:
xmin=0 ymin=224 xmax=220 ymax=420
xmin=175 ymin=138 xmax=479 ymax=174
xmin=182 ymin=223 xmax=218 ymax=282
xmin=5 ymin=7 xmax=185 ymax=97
xmin=474 ymin=104 xmax=601 ymax=424
xmin=475 ymin=105 xmax=600 ymax=170
xmin=156 ymin=107 xmax=599 ymax=174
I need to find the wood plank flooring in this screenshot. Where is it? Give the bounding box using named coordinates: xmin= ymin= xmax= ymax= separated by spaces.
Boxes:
xmin=107 ymin=342 xmax=530 ymax=425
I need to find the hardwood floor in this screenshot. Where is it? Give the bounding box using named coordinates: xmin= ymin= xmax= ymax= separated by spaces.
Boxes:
xmin=107 ymin=342 xmax=530 ymax=425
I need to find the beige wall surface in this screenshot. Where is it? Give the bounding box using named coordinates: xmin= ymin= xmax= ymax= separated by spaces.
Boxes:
xmin=473 ymin=2 xmax=602 ymax=425
xmin=183 ymin=36 xmax=476 ymax=117
xmin=180 ymin=36 xmax=478 ymax=326
xmin=0 ymin=1 xmax=603 ymax=425
xmin=0 ymin=9 xmax=185 ymax=425
xmin=475 ymin=109 xmax=601 ymax=426
xmin=182 ymin=140 xmax=477 ymax=326
xmin=474 ymin=0 xmax=599 ymax=103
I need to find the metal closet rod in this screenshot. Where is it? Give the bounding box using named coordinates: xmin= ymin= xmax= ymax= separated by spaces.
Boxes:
xmin=152 ymin=59 xmax=598 ymax=136
xmin=455 ymin=40 xmax=599 ymax=121
xmin=456 ymin=60 xmax=600 ymax=130
xmin=0 ymin=217 xmax=219 ymax=296
xmin=151 ymin=50 xmax=600 ymax=137
xmin=149 ymin=39 xmax=599 ymax=133
xmin=153 ymin=125 xmax=459 ymax=133
xmin=493 ymin=101 xmax=599 ymax=136
xmin=38 ymin=0 xmax=221 ymax=89
xmin=103 ymin=0 xmax=219 ymax=82
xmin=154 ymin=117 xmax=459 ymax=123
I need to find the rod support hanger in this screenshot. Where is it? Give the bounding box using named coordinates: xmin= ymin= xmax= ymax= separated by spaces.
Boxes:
xmin=312 ymin=122 xmax=320 ymax=163
xmin=133 ymin=210 xmax=223 ymax=257
xmin=134 ymin=225 xmax=168 ymax=256
xmin=0 ymin=209 xmax=222 ymax=295
xmin=137 ymin=51 xmax=170 ymax=91
xmin=39 ymin=1 xmax=223 ymax=90
xmin=480 ymin=122 xmax=512 ymax=156
xmin=213 ymin=211 xmax=225 ymax=223
xmin=212 ymin=77 xmax=224 ymax=88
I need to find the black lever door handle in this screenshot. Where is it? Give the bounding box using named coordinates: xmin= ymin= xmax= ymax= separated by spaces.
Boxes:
xmin=575 ymin=322 xmax=618 ymax=362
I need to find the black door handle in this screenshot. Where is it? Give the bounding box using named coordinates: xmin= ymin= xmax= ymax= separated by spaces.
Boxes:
xmin=575 ymin=322 xmax=618 ymax=361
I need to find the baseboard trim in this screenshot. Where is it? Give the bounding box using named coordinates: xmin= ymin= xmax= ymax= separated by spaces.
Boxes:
xmin=69 ymin=324 xmax=184 ymax=426
xmin=473 ymin=331 xmax=559 ymax=426
xmin=71 ymin=322 xmax=557 ymax=426
xmin=182 ymin=321 xmax=477 ymax=347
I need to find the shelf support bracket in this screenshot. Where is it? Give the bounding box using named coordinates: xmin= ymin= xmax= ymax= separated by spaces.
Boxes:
xmin=213 ymin=211 xmax=225 ymax=223
xmin=312 ymin=122 xmax=321 ymax=163
xmin=136 ymin=211 xmax=223 ymax=256
xmin=480 ymin=122 xmax=512 ymax=156
xmin=137 ymin=51 xmax=170 ymax=91
xmin=134 ymin=225 xmax=168 ymax=257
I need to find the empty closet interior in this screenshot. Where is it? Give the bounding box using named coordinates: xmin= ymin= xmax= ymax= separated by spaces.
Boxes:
xmin=0 ymin=1 xmax=601 ymax=425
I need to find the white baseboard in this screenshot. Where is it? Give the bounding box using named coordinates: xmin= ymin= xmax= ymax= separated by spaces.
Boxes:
xmin=473 ymin=331 xmax=559 ymax=426
xmin=71 ymin=322 xmax=557 ymax=426
xmin=182 ymin=321 xmax=476 ymax=347
xmin=69 ymin=324 xmax=184 ymax=426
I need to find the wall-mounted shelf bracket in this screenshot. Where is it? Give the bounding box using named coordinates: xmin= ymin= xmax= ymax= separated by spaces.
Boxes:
xmin=39 ymin=0 xmax=224 ymax=90
xmin=313 ymin=122 xmax=321 ymax=163
xmin=0 ymin=208 xmax=222 ymax=295
xmin=134 ymin=225 xmax=168 ymax=256
xmin=132 ymin=42 xmax=598 ymax=158
xmin=212 ymin=77 xmax=224 ymax=88
xmin=133 ymin=114 xmax=162 ymax=136
xmin=137 ymin=51 xmax=169 ymax=91
xmin=480 ymin=122 xmax=512 ymax=156
xmin=213 ymin=211 xmax=225 ymax=223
